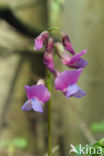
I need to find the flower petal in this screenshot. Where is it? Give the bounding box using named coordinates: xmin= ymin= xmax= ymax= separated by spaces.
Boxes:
xmin=46 ymin=38 xmax=54 ymax=51
xmin=61 ymin=49 xmax=87 ymax=68
xmin=25 ymin=85 xmax=33 ymax=99
xmin=34 ymin=31 xmax=49 ymax=50
xmin=43 ymin=38 xmax=55 ymax=72
xmin=65 ymin=42 xmax=75 ymax=55
xmin=69 ymin=59 xmax=88 ymax=68
xmin=62 ymin=33 xmax=75 ymax=55
xmin=73 ymin=87 xmax=86 ymax=98
xmin=55 ymin=68 xmax=83 ymax=91
xmin=21 ymin=100 xmax=32 ymax=111
xmin=69 ymin=49 xmax=87 ymax=64
xmin=31 ymin=98 xmax=43 ymax=113
xmin=61 ymin=51 xmax=71 ymax=64
xmin=44 ymin=52 xmax=55 ymax=72
xmin=34 ymin=37 xmax=43 ymax=50
xmin=65 ymin=84 xmax=86 ymax=98
xmin=65 ymin=84 xmax=79 ymax=98
xmin=30 ymin=84 xmax=51 ymax=103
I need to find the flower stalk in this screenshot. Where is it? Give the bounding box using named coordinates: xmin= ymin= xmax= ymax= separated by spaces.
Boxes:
xmin=46 ymin=68 xmax=52 ymax=156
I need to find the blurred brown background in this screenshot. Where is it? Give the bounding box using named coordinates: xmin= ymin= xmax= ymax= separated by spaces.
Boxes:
xmin=0 ymin=0 xmax=104 ymax=155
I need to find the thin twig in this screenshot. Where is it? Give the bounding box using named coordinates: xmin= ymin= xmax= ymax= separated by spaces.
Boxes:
xmin=69 ymin=102 xmax=96 ymax=144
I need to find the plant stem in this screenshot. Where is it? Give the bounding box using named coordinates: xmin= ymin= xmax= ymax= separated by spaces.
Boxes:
xmin=46 ymin=68 xmax=52 ymax=156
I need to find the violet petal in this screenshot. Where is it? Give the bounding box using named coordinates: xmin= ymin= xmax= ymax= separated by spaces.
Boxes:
xmin=25 ymin=85 xmax=32 ymax=99
xmin=31 ymin=98 xmax=43 ymax=113
xmin=65 ymin=84 xmax=79 ymax=98
xmin=25 ymin=84 xmax=50 ymax=102
xmin=69 ymin=59 xmax=88 ymax=68
xmin=31 ymin=84 xmax=51 ymax=103
xmin=69 ymin=49 xmax=87 ymax=64
xmin=55 ymin=68 xmax=83 ymax=91
xmin=73 ymin=87 xmax=86 ymax=98
xmin=21 ymin=100 xmax=32 ymax=111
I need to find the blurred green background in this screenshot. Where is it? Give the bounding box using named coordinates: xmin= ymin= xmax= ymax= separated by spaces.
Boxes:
xmin=0 ymin=0 xmax=104 ymax=155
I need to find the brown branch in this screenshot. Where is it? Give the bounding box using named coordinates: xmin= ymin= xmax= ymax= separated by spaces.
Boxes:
xmin=13 ymin=0 xmax=44 ymax=10
xmin=0 ymin=7 xmax=42 ymax=38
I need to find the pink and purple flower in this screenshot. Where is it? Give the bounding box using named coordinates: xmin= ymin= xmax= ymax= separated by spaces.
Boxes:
xmin=62 ymin=33 xmax=75 ymax=55
xmin=55 ymin=68 xmax=86 ymax=98
xmin=34 ymin=31 xmax=49 ymax=50
xmin=55 ymin=42 xmax=87 ymax=69
xmin=23 ymin=29 xmax=87 ymax=113
xmin=22 ymin=84 xmax=50 ymax=112
xmin=61 ymin=49 xmax=88 ymax=69
xmin=43 ymin=38 xmax=55 ymax=73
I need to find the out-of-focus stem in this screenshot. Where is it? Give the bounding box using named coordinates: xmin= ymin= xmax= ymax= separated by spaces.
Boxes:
xmin=46 ymin=68 xmax=52 ymax=156
xmin=70 ymin=102 xmax=96 ymax=144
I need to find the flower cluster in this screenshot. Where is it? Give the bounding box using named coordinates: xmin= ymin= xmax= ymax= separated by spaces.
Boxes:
xmin=22 ymin=30 xmax=87 ymax=113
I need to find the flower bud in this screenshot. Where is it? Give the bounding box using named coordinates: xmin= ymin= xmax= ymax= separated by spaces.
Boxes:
xmin=34 ymin=31 xmax=49 ymax=50
xmin=43 ymin=38 xmax=55 ymax=73
xmin=62 ymin=33 xmax=75 ymax=55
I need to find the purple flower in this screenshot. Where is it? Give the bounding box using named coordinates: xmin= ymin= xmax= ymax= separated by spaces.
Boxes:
xmin=55 ymin=68 xmax=86 ymax=98
xmin=34 ymin=31 xmax=49 ymax=50
xmin=62 ymin=33 xmax=75 ymax=55
xmin=61 ymin=49 xmax=88 ymax=69
xmin=43 ymin=38 xmax=55 ymax=72
xmin=21 ymin=84 xmax=51 ymax=112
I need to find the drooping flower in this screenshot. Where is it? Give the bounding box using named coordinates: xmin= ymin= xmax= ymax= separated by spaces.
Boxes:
xmin=43 ymin=38 xmax=55 ymax=73
xmin=21 ymin=82 xmax=50 ymax=112
xmin=61 ymin=49 xmax=88 ymax=69
xmin=34 ymin=31 xmax=49 ymax=50
xmin=62 ymin=32 xmax=75 ymax=55
xmin=55 ymin=68 xmax=86 ymax=98
xmin=55 ymin=42 xmax=87 ymax=69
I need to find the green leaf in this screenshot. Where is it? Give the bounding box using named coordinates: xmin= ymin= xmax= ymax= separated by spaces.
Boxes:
xmin=13 ymin=138 xmax=28 ymax=148
xmin=98 ymin=138 xmax=104 ymax=147
xmin=91 ymin=121 xmax=104 ymax=132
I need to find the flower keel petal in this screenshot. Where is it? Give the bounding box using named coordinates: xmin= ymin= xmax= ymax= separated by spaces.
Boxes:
xmin=65 ymin=84 xmax=79 ymax=98
xmin=69 ymin=59 xmax=88 ymax=69
xmin=31 ymin=98 xmax=43 ymax=113
xmin=21 ymin=100 xmax=32 ymax=111
xmin=73 ymin=87 xmax=86 ymax=98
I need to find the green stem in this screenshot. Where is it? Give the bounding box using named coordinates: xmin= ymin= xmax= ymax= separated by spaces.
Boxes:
xmin=46 ymin=68 xmax=52 ymax=156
